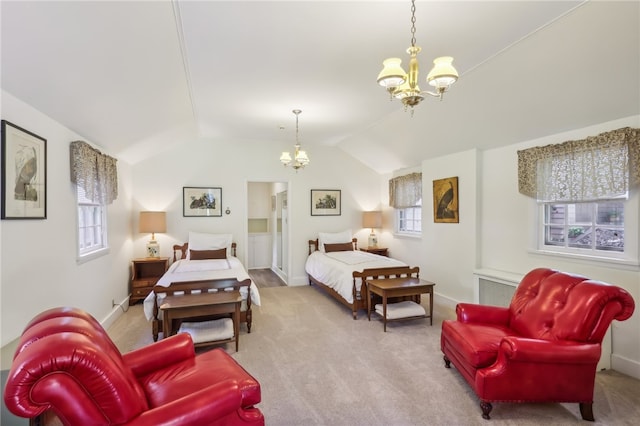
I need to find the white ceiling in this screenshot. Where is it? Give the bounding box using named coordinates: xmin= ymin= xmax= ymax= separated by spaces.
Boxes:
xmin=2 ymin=1 xmax=639 ymax=173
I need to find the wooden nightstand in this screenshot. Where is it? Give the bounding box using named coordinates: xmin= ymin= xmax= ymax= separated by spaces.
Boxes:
xmin=360 ymin=247 xmax=389 ymax=257
xmin=129 ymin=257 xmax=169 ymax=305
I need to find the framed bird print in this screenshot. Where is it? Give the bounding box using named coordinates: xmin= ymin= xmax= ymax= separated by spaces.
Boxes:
xmin=1 ymin=120 xmax=47 ymax=219
xmin=433 ymin=176 xmax=458 ymax=223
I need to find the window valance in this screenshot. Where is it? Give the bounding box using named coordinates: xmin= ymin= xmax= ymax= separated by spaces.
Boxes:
xmin=517 ymin=127 xmax=639 ymax=202
xmin=70 ymin=141 xmax=118 ymax=205
xmin=389 ymin=172 xmax=422 ymax=208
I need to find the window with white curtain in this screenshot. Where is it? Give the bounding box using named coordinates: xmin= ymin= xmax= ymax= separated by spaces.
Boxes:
xmin=389 ymin=172 xmax=422 ymax=236
xmin=518 ymin=127 xmax=639 ymax=264
xmin=70 ymin=141 xmax=118 ymax=262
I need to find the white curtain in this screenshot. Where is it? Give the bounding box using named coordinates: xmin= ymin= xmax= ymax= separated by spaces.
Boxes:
xmin=70 ymin=141 xmax=118 ymax=205
xmin=518 ymin=127 xmax=639 ymax=202
xmin=389 ymin=172 xmax=422 ymax=208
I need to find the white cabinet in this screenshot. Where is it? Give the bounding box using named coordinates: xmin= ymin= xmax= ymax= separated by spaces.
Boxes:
xmin=248 ymin=234 xmax=272 ymax=269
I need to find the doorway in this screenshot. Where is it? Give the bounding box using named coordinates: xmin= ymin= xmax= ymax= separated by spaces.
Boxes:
xmin=246 ymin=181 xmax=289 ymax=284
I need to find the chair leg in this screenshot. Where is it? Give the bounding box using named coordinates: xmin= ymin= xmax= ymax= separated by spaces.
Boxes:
xmin=579 ymin=402 xmax=594 ymax=421
xmin=443 ymin=355 xmax=451 ymax=368
xmin=480 ymin=401 xmax=492 ymax=420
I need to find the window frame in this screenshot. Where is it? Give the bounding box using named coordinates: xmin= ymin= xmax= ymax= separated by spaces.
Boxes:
xmin=395 ymin=202 xmax=422 ymax=237
xmin=535 ymin=192 xmax=639 ymax=267
xmin=76 ymin=185 xmax=109 ymax=263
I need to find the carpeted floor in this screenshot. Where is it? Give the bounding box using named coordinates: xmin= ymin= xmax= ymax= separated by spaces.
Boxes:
xmin=109 ymin=285 xmax=640 ymax=426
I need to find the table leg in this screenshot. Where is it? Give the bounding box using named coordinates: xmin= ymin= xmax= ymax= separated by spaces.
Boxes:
xmin=367 ymin=281 xmax=372 ymax=321
xmin=429 ymin=288 xmax=433 ymax=325
xmin=383 ymin=292 xmax=388 ymax=332
xmin=163 ymin=310 xmax=170 ymax=339
xmin=234 ymin=302 xmax=240 ymax=352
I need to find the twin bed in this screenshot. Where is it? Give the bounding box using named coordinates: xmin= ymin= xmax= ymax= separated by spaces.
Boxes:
xmin=305 ymin=230 xmax=420 ymax=319
xmin=143 ymin=232 xmax=261 ymax=341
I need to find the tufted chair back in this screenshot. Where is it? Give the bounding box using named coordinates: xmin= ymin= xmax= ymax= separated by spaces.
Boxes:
xmin=508 ymin=268 xmax=635 ymax=343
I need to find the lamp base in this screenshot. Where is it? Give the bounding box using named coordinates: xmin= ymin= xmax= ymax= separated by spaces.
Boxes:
xmin=368 ymin=232 xmax=378 ymax=248
xmin=147 ymin=240 xmax=160 ymax=258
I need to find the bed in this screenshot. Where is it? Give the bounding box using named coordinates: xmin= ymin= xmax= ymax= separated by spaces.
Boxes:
xmin=143 ymin=232 xmax=261 ymax=341
xmin=305 ymin=230 xmax=418 ymax=319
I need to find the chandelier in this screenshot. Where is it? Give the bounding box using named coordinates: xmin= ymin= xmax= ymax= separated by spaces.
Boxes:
xmin=377 ymin=0 xmax=459 ymax=114
xmin=280 ymin=109 xmax=310 ymax=171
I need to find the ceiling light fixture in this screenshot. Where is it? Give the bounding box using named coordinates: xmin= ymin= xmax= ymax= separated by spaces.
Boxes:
xmin=280 ymin=109 xmax=310 ymax=171
xmin=377 ymin=0 xmax=459 ymax=114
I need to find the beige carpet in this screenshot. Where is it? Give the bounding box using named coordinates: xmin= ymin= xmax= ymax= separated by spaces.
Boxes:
xmin=109 ymin=285 xmax=640 ymax=426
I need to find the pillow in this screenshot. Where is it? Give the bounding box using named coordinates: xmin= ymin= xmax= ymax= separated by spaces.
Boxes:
xmin=318 ymin=230 xmax=352 ymax=253
xmin=188 ymin=232 xmax=232 ymax=259
xmin=324 ymin=242 xmax=354 ymax=253
xmin=189 ymin=248 xmax=227 ymax=260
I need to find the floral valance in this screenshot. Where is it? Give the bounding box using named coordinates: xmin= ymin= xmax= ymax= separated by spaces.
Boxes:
xmin=70 ymin=141 xmax=118 ymax=205
xmin=389 ymin=172 xmax=422 ymax=208
xmin=517 ymin=127 xmax=639 ymax=202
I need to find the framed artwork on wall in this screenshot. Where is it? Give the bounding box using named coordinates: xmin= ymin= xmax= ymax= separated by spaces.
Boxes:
xmin=433 ymin=176 xmax=459 ymax=223
xmin=183 ymin=186 xmax=222 ymax=217
xmin=1 ymin=120 xmax=47 ymax=219
xmin=311 ymin=189 xmax=341 ymax=216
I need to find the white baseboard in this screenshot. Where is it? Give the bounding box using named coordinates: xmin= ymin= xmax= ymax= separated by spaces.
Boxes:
xmin=612 ymin=353 xmax=640 ymax=380
xmin=100 ymin=296 xmax=130 ymax=330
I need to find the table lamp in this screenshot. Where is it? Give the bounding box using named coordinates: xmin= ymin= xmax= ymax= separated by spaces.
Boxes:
xmin=139 ymin=211 xmax=166 ymax=257
xmin=362 ymin=211 xmax=382 ymax=248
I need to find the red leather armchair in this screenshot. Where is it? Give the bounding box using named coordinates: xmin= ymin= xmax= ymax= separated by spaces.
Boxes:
xmin=441 ymin=268 xmax=635 ymax=421
xmin=4 ymin=307 xmax=264 ymax=425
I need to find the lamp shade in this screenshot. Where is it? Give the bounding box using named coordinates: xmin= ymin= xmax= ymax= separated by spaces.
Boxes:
xmin=363 ymin=211 xmax=382 ymax=229
xmin=139 ymin=211 xmax=166 ymax=234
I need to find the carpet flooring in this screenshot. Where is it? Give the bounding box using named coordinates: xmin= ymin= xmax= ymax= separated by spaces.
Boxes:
xmin=108 ymin=284 xmax=640 ymax=426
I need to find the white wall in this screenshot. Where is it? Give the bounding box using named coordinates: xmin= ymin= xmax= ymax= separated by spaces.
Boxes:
xmin=131 ymin=136 xmax=383 ymax=286
xmin=384 ymin=115 xmax=639 ymax=379
xmin=0 ymin=91 xmax=134 ymax=354
xmin=479 ymin=115 xmax=640 ymax=378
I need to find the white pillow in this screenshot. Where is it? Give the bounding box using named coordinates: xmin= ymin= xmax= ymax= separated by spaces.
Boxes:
xmin=187 ymin=232 xmax=232 ymax=259
xmin=318 ymin=230 xmax=352 ymax=253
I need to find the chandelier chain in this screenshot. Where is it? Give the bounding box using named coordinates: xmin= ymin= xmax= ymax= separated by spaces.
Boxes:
xmin=410 ymin=0 xmax=417 ymax=47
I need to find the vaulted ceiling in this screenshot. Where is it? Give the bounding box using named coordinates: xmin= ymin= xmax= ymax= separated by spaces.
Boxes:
xmin=2 ymin=1 xmax=638 ymax=173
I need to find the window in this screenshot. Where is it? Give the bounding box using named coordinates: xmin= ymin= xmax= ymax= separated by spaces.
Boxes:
xmin=397 ymin=202 xmax=422 ymax=235
xmin=70 ymin=140 xmax=118 ymax=262
xmin=77 ymin=185 xmax=108 ymax=258
xmin=389 ymin=172 xmax=422 ymax=236
xmin=518 ymin=127 xmax=638 ymax=264
xmin=542 ymin=201 xmax=624 ymax=254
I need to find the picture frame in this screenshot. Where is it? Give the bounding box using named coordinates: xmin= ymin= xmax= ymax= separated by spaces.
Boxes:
xmin=1 ymin=120 xmax=47 ymax=219
xmin=433 ymin=176 xmax=459 ymax=223
xmin=183 ymin=186 xmax=222 ymax=217
xmin=311 ymin=189 xmax=341 ymax=216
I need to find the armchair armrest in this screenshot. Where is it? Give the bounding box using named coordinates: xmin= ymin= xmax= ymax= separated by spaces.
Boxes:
xmin=123 ymin=333 xmax=195 ymax=377
xmin=126 ymin=379 xmax=247 ymax=426
xmin=499 ymin=336 xmax=601 ymax=364
xmin=456 ymin=303 xmax=509 ymax=325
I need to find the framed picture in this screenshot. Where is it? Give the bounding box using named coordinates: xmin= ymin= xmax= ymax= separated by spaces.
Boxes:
xmin=311 ymin=189 xmax=341 ymax=216
xmin=433 ymin=176 xmax=459 ymax=223
xmin=1 ymin=120 xmax=47 ymax=219
xmin=183 ymin=186 xmax=222 ymax=217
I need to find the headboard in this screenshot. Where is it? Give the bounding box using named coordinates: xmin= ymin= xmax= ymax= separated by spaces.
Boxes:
xmin=173 ymin=242 xmax=238 ymax=262
xmin=308 ymin=238 xmax=358 ymax=255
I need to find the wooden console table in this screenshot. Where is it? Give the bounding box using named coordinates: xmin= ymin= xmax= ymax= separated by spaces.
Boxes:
xmin=366 ymin=277 xmax=435 ymax=331
xmin=160 ymin=290 xmax=241 ymax=351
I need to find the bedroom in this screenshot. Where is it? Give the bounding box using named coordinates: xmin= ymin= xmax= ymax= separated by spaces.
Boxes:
xmin=1 ymin=0 xmax=639 ymax=421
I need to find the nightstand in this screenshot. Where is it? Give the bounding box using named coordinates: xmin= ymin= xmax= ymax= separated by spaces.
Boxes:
xmin=129 ymin=257 xmax=169 ymax=305
xmin=360 ymin=247 xmax=389 ymax=257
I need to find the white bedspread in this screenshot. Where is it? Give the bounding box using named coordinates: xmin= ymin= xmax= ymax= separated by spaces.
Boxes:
xmin=304 ymin=250 xmax=406 ymax=304
xmin=143 ymin=256 xmax=261 ymax=320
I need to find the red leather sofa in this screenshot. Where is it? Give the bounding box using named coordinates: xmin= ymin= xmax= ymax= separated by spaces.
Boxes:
xmin=441 ymin=268 xmax=635 ymax=421
xmin=4 ymin=307 xmax=264 ymax=425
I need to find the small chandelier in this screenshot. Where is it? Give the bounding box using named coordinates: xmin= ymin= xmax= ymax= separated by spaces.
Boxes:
xmin=280 ymin=109 xmax=310 ymax=171
xmin=377 ymin=0 xmax=459 ymax=114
